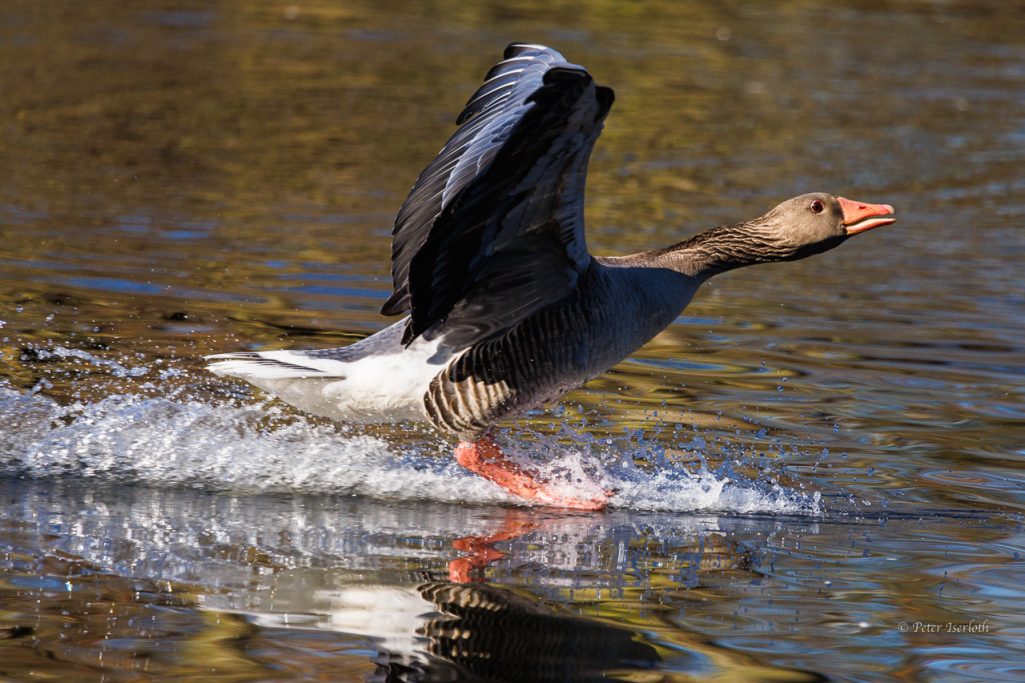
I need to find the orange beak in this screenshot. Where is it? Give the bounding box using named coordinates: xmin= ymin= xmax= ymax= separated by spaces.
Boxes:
xmin=838 ymin=196 xmax=897 ymax=235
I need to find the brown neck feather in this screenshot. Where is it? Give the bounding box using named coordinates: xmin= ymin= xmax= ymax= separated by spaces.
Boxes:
xmin=640 ymin=220 xmax=844 ymax=280
xmin=643 ymin=221 xmax=787 ymax=280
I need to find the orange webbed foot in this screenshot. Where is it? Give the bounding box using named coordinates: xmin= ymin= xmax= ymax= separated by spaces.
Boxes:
xmin=455 ymin=434 xmax=610 ymax=511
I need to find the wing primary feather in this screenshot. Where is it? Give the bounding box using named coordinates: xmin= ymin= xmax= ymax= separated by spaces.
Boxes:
xmin=383 ymin=44 xmax=613 ymax=351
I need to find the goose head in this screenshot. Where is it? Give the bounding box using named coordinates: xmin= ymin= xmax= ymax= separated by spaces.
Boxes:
xmin=757 ymin=192 xmax=897 ymax=260
xmin=664 ymin=193 xmax=897 ymax=279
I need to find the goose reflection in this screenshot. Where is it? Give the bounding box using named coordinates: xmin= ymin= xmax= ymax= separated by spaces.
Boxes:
xmin=360 ymin=509 xmax=756 ymax=682
xmin=307 ymin=510 xmax=663 ymax=680
xmin=5 ymin=480 xmax=786 ymax=681
xmin=368 ymin=579 xmax=660 ymax=683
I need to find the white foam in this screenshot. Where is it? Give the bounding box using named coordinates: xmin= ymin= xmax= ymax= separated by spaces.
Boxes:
xmin=0 ymin=384 xmax=819 ymax=515
xmin=503 ymin=437 xmax=821 ymax=515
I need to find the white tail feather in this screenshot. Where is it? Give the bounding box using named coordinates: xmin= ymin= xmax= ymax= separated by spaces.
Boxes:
xmin=206 ymin=351 xmax=348 ymax=380
xmin=204 ymin=324 xmax=451 ymax=423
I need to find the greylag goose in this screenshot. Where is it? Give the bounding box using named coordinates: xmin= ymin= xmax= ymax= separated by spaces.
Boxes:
xmin=208 ymin=43 xmax=896 ymax=510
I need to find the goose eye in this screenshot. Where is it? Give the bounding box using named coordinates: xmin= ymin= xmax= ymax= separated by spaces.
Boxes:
xmin=809 ymin=199 xmax=824 ymax=214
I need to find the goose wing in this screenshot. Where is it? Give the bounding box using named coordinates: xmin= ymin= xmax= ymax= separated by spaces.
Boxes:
xmin=381 ymin=43 xmax=614 ymax=347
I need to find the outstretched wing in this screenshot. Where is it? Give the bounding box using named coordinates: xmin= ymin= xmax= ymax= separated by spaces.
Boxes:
xmin=381 ymin=43 xmax=614 ymax=347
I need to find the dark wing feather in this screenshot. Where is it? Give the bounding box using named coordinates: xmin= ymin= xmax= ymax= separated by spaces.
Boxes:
xmin=381 ymin=43 xmax=614 ymax=348
xmin=381 ymin=43 xmax=563 ymax=317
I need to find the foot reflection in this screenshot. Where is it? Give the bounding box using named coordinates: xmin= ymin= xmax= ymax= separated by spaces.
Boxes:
xmin=447 ymin=509 xmax=538 ymax=583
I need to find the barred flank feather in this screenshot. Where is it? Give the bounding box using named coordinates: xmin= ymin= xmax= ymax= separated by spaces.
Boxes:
xmin=422 ymin=268 xmax=612 ymax=438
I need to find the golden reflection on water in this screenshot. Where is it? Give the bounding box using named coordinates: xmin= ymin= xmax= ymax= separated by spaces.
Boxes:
xmin=0 ymin=483 xmax=854 ymax=681
xmin=3 ymin=480 xmax=1021 ymax=681
xmin=2 ymin=0 xmax=1025 ymax=680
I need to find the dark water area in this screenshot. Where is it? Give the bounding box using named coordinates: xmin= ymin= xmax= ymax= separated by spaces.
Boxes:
xmin=1 ymin=0 xmax=1025 ymax=680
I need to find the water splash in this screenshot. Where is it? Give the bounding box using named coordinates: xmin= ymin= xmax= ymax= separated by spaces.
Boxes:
xmin=505 ymin=434 xmax=820 ymax=514
xmin=31 ymin=345 xmax=150 ymax=378
xmin=0 ymin=387 xmax=511 ymax=505
xmin=0 ymin=385 xmax=818 ymax=514
xmin=0 ymin=344 xmax=820 ymax=514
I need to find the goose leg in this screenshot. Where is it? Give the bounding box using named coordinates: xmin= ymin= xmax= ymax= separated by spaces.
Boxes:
xmin=454 ymin=434 xmax=609 ymax=511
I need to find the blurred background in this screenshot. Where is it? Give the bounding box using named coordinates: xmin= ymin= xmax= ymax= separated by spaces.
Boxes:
xmin=1 ymin=1 xmax=1024 ymax=681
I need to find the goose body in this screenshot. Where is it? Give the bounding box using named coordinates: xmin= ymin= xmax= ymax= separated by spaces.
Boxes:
xmin=209 ymin=260 xmax=699 ymax=430
xmin=208 ymin=44 xmax=896 ymax=509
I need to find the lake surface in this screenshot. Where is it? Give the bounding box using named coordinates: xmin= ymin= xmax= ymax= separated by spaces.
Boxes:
xmin=2 ymin=1 xmax=1024 ymax=680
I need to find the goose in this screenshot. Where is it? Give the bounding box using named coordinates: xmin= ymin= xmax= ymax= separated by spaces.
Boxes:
xmin=208 ymin=43 xmax=896 ymax=511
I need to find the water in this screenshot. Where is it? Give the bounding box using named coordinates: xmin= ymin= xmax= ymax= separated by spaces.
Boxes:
xmin=1 ymin=1 xmax=1024 ymax=680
